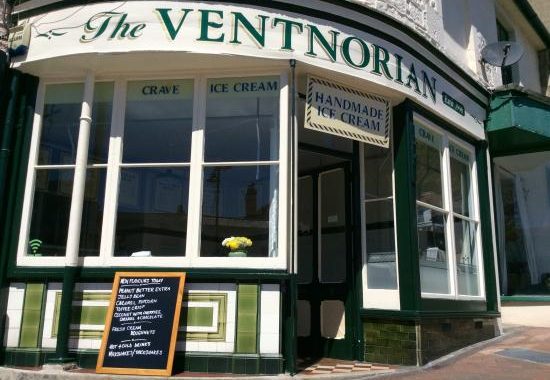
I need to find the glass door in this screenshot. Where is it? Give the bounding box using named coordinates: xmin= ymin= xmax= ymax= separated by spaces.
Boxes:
xmin=296 ymin=159 xmax=355 ymax=360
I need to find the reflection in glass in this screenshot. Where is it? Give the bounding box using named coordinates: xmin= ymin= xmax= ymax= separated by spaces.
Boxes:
xmin=417 ymin=206 xmax=450 ymax=294
xmin=455 ymin=218 xmax=479 ymax=295
xmin=39 ymin=83 xmax=84 ymax=165
xmin=298 ymin=177 xmax=313 ymax=284
xmin=450 ymin=156 xmax=472 ymax=217
xmin=123 ymin=80 xmax=194 ymax=163
xmin=364 ymin=144 xmax=393 ymax=200
xmin=28 ymin=169 xmax=74 ymax=256
xmin=416 ymin=140 xmax=443 ymax=208
xmin=319 ymin=169 xmax=346 ymax=283
xmin=366 ymin=199 xmax=397 ymax=289
xmin=205 ymin=77 xmax=279 ymax=162
xmin=321 ymin=169 xmax=345 ymax=228
xmin=114 ymin=168 xmax=189 ymax=257
xmin=201 ymin=166 xmax=278 ymax=257
xmin=79 ymin=169 xmax=107 ymax=257
xmin=89 ymin=82 xmax=114 ymax=164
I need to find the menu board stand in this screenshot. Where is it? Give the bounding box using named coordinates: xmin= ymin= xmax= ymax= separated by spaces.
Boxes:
xmin=96 ymin=272 xmax=185 ymax=376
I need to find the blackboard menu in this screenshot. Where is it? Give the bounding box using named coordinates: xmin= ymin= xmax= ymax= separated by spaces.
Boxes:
xmin=96 ymin=272 xmax=185 ymax=376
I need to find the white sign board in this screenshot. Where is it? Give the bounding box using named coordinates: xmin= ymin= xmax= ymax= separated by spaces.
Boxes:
xmin=305 ymin=76 xmax=390 ymax=147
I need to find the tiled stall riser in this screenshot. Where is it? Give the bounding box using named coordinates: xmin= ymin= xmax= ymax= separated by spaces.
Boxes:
xmin=3 ymin=281 xmax=282 ymax=372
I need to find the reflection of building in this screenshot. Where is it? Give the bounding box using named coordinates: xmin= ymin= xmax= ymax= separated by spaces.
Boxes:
xmin=0 ymin=0 xmax=548 ymax=375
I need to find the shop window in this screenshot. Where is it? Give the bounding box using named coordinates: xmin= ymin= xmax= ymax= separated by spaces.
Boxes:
xmin=27 ymin=83 xmax=83 ymax=257
xmin=200 ymin=77 xmax=279 ymax=258
xmin=415 ymin=121 xmax=482 ymax=298
xmin=495 ymin=152 xmax=550 ymax=296
xmin=363 ymin=142 xmax=397 ymax=290
xmin=19 ymin=74 xmax=286 ymax=267
xmin=114 ymin=80 xmax=193 ymax=257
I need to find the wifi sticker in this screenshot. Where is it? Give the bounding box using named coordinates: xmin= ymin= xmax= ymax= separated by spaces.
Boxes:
xmin=29 ymin=239 xmax=42 ymax=256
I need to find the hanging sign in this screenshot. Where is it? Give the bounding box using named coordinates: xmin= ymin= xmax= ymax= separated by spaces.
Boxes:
xmin=305 ymin=76 xmax=390 ymax=148
xmin=96 ymin=272 xmax=186 ymax=376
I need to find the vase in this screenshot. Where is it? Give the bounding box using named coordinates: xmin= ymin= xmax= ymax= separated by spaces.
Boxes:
xmin=228 ymin=250 xmax=247 ymax=257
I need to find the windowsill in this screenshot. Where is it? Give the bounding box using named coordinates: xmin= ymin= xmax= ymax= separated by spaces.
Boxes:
xmin=501 ymin=295 xmax=550 ymax=303
xmin=16 ymin=254 xmax=287 ymax=269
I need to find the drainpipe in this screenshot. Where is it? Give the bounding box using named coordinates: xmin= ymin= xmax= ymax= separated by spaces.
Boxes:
xmin=49 ymin=72 xmax=95 ymax=365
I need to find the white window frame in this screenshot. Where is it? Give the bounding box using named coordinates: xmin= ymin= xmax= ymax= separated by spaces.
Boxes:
xmin=414 ymin=114 xmax=485 ymax=301
xmin=16 ymin=70 xmax=289 ymax=270
xmin=360 ymin=141 xmax=400 ymax=310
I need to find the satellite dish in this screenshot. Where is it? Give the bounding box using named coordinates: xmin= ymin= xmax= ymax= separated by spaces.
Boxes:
xmin=481 ymin=41 xmax=524 ymax=67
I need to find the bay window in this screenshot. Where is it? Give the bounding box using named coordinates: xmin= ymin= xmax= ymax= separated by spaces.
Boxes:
xmin=415 ymin=118 xmax=483 ymax=298
xmin=17 ymin=73 xmax=286 ymax=267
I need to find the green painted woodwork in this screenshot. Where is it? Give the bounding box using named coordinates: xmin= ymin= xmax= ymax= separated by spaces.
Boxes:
xmin=486 ymin=88 xmax=550 ymax=156
xmin=235 ymin=284 xmax=259 ymax=354
xmin=476 ymin=143 xmax=498 ymax=313
xmin=0 ymin=73 xmax=39 ymax=364
xmin=7 ymin=267 xmax=289 ymax=282
xmin=49 ymin=266 xmax=78 ymax=363
xmin=394 ymin=101 xmax=421 ymax=311
xmin=3 ymin=348 xmax=283 ymax=374
xmin=19 ymin=284 xmax=45 ymax=348
xmin=361 ymin=308 xmax=500 ymax=320
xmin=501 ymin=296 xmax=550 ymax=303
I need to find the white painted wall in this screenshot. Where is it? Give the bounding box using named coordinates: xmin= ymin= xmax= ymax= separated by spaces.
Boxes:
xmin=349 ymin=0 xmax=546 ymax=93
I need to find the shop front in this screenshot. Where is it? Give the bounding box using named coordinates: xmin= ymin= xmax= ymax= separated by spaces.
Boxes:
xmin=1 ymin=1 xmax=499 ymax=374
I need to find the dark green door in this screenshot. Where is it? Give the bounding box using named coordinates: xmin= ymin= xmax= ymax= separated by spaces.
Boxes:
xmin=297 ymin=163 xmax=355 ymax=360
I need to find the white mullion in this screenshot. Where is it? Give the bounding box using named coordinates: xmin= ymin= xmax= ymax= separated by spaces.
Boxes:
xmin=415 ymin=200 xmax=449 ymax=215
xmin=99 ymin=80 xmax=126 ymax=265
xmin=35 ymin=164 xmax=75 ymax=170
xmin=65 ymin=72 xmax=95 ymax=267
xmin=202 ymin=161 xmax=280 ymax=167
xmin=359 ymin=143 xmax=368 ymax=305
xmin=186 ymin=76 xmax=207 ymax=264
xmin=471 ymin=153 xmax=486 ymax=298
xmin=119 ymin=162 xmax=191 ymax=168
xmin=441 ymin=135 xmax=457 ymax=297
xmin=278 ymin=70 xmax=289 ymax=268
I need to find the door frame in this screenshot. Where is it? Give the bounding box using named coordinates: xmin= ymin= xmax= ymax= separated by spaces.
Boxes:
xmin=295 ymin=142 xmax=362 ymax=361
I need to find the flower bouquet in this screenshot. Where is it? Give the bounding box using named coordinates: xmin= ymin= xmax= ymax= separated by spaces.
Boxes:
xmin=222 ymin=236 xmax=253 ymax=257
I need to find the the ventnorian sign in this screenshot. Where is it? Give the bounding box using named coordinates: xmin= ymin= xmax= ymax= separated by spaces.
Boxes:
xmin=96 ymin=272 xmax=186 ymax=376
xmin=306 ymin=76 xmax=390 ymax=147
xmin=15 ymin=2 xmax=488 ymax=140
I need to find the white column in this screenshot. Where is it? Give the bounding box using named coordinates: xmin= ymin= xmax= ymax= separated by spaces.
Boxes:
xmin=65 ymin=72 xmax=94 ymax=267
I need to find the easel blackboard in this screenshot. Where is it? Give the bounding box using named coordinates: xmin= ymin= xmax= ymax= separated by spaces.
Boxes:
xmin=96 ymin=272 xmax=185 ymax=376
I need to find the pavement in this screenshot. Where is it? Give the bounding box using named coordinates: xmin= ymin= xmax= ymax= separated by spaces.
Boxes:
xmin=1 ymin=326 xmax=550 ymax=379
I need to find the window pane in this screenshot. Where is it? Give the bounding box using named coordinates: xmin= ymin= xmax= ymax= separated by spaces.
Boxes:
xmin=415 ymin=125 xmax=443 ymax=208
xmin=123 ymin=80 xmax=193 ymax=163
xmin=39 ymin=83 xmax=83 ymax=165
xmin=417 ymin=206 xmax=450 ymax=294
xmin=364 ymin=143 xmax=393 ymax=200
xmin=201 ymin=165 xmax=278 ymax=257
xmin=450 ymin=143 xmax=473 ymax=217
xmin=455 ymin=218 xmax=479 ymax=296
xmin=320 ymin=169 xmax=345 ymax=228
xmin=79 ymin=169 xmax=107 ymax=257
xmin=114 ymin=168 xmax=189 ymax=257
xmin=298 ymin=177 xmax=313 ymax=284
xmin=88 ymin=82 xmax=113 ymax=164
xmin=28 ymin=169 xmax=74 ymax=256
xmin=205 ymin=77 xmax=279 ymax=162
xmin=366 ymin=199 xmax=397 ymax=289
